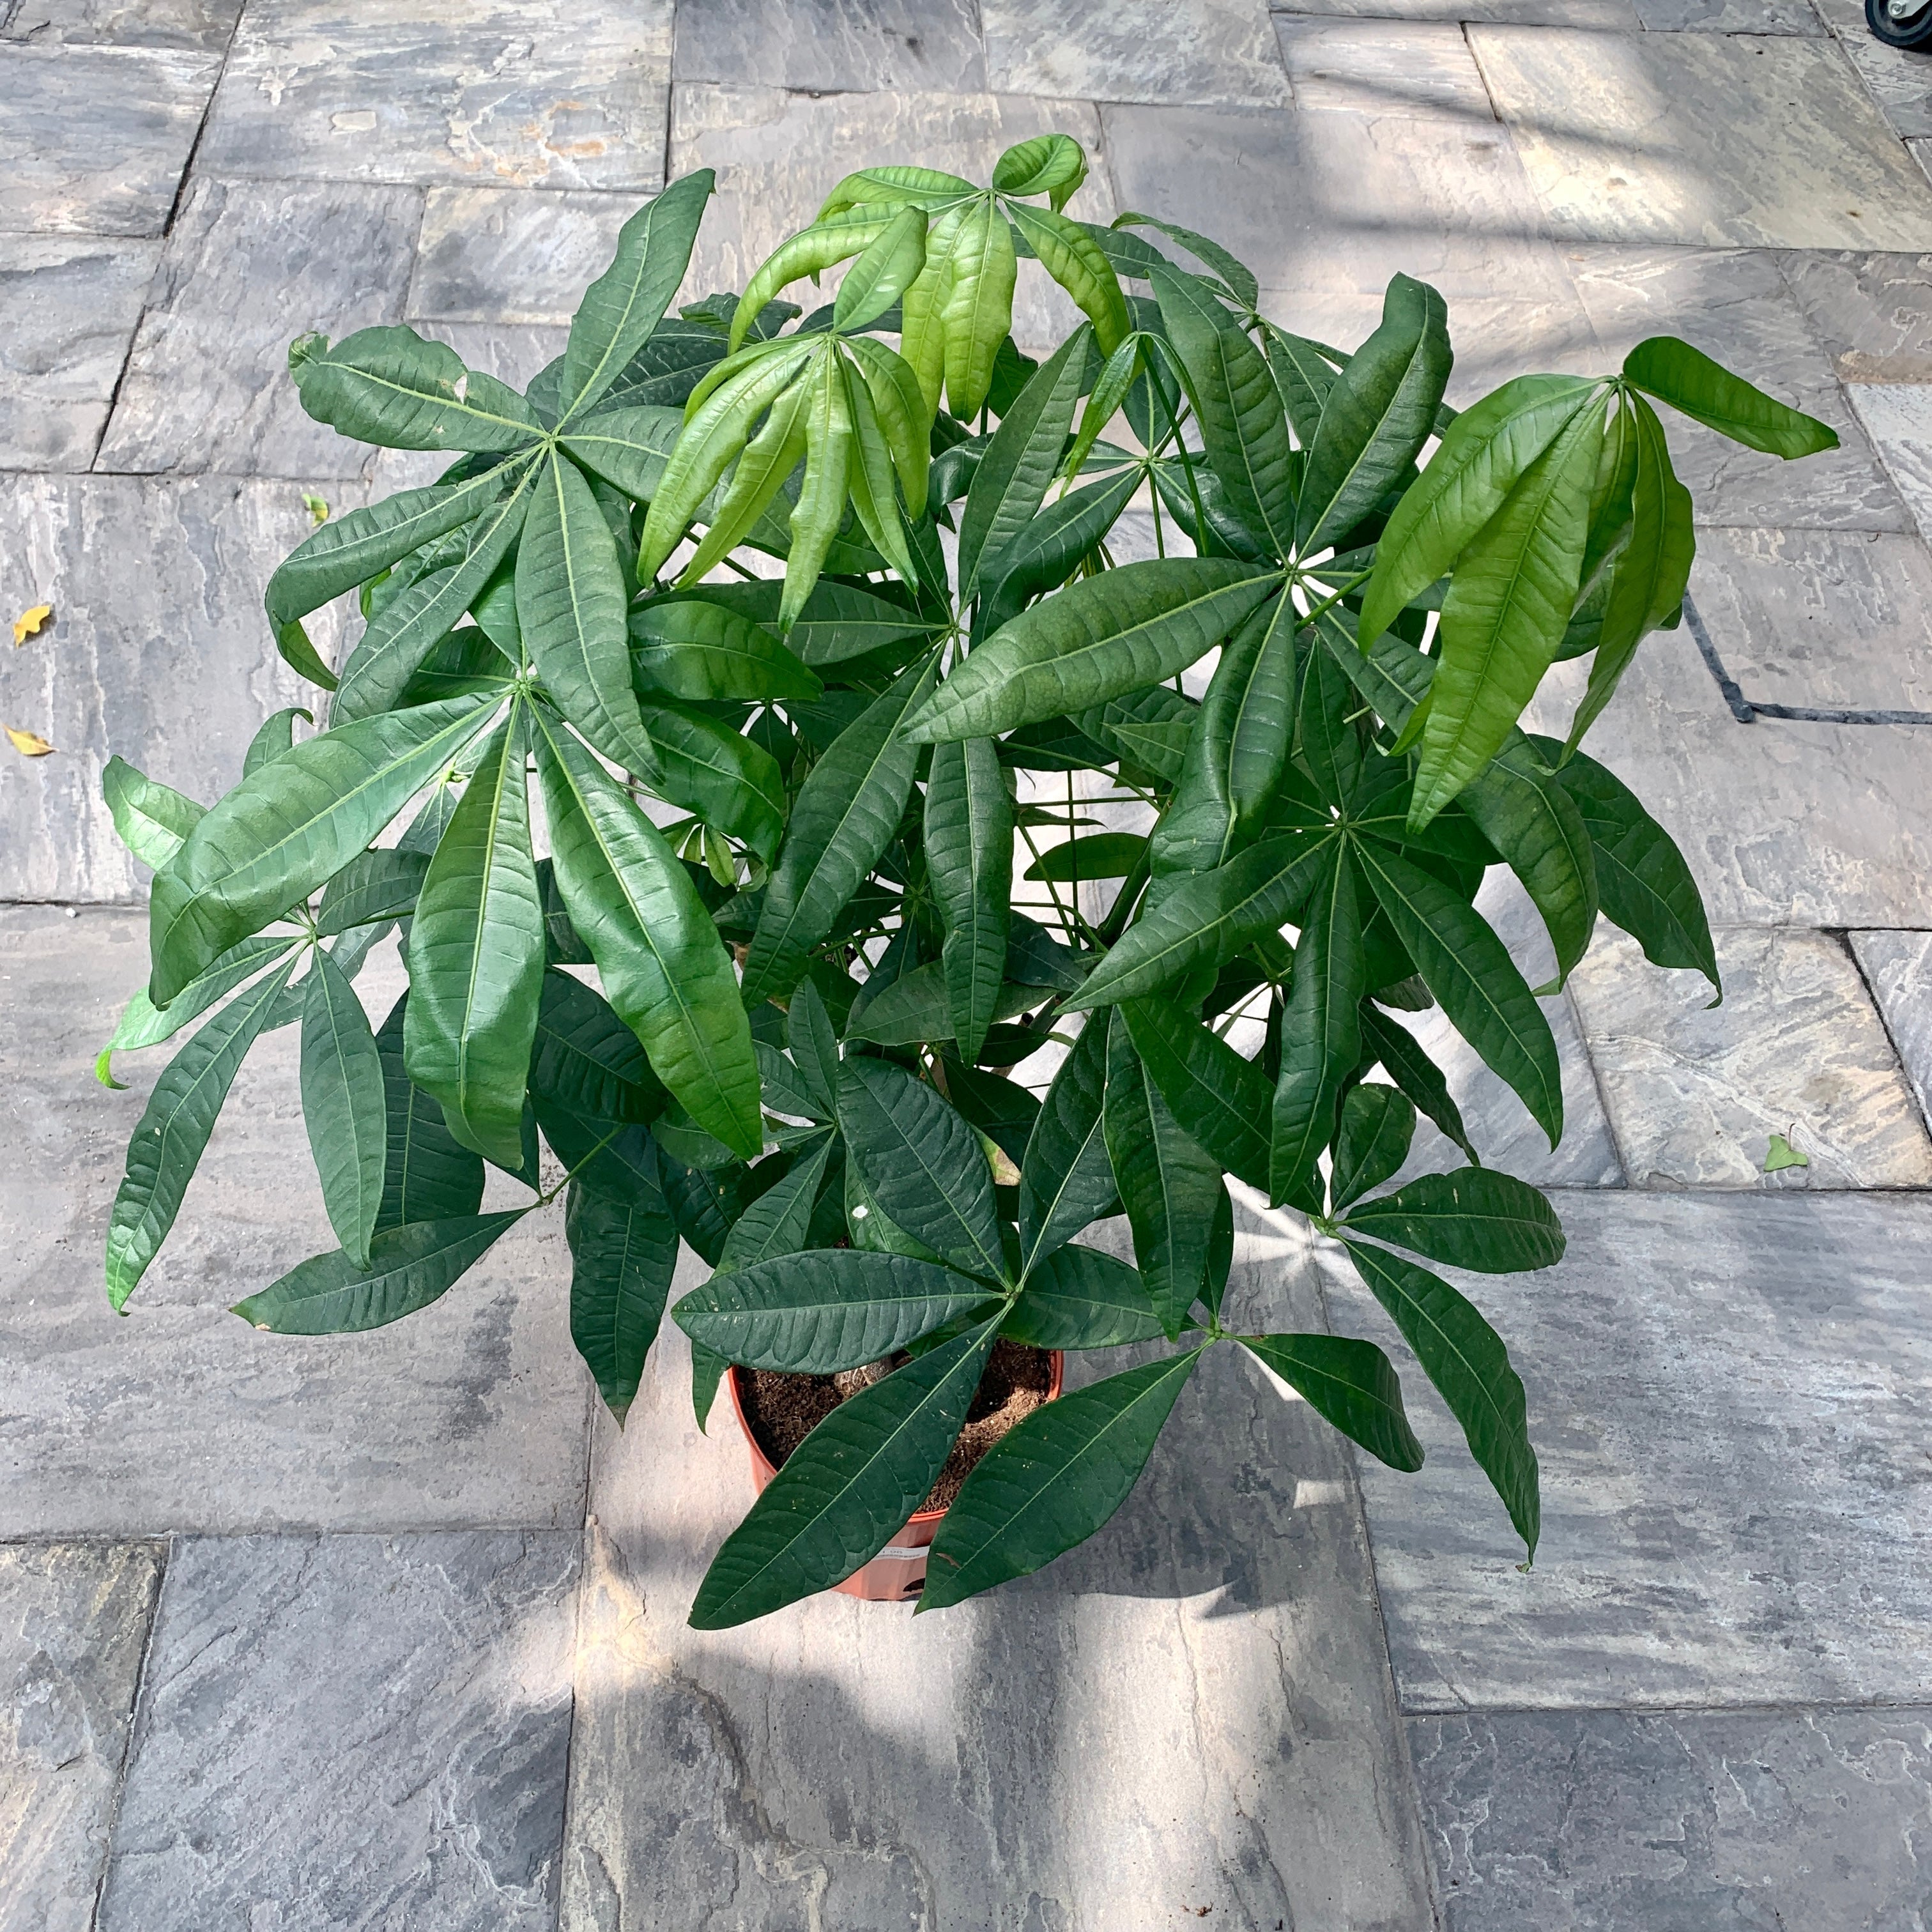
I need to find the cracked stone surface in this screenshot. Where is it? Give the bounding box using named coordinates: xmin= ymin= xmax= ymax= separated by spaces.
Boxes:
xmin=1321 ymin=1188 xmax=1932 ymax=1712
xmin=1 ymin=0 xmax=243 ymax=49
xmin=0 ymin=1542 xmax=162 ymax=1932
xmin=1851 ymin=928 xmax=1932 ymax=1130
xmin=0 ymin=910 xmax=592 ymax=1536
xmin=1775 ymin=247 xmax=1932 ymax=381
xmin=564 ymin=1215 xmax=1436 ymax=1932
xmin=1409 ymin=1706 xmax=1932 ymax=1932
xmin=97 ymin=1532 xmax=579 ymax=1932
xmin=672 ymin=0 xmax=988 ymax=93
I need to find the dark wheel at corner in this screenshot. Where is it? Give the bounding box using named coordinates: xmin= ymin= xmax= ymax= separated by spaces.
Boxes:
xmin=1868 ymin=0 xmax=1932 ymax=49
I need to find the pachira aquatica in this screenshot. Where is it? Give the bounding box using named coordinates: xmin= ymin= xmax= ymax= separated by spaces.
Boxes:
xmin=98 ymin=136 xmax=1836 ymax=1627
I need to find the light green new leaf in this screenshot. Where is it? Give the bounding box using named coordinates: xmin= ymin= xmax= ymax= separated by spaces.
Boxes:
xmin=690 ymin=1319 xmax=1000 ymax=1628
xmin=818 ymin=163 xmax=977 ymax=218
xmin=1242 ymin=1335 xmax=1423 ymax=1471
xmin=919 ymin=1349 xmax=1201 ymax=1611
xmin=1623 ymin=336 xmax=1840 ymax=459
xmin=1345 ymin=1238 xmax=1539 ymax=1556
xmin=1343 ymin=1167 xmax=1565 ymax=1274
xmin=565 ymin=1177 xmax=678 ymax=1425
xmin=925 ymin=735 xmax=1014 ymax=1062
xmin=939 ymin=197 xmax=1020 ymax=420
xmin=300 ymin=946 xmax=387 ymax=1268
xmin=835 ymin=203 xmax=928 ymax=332
xmin=1018 ymin=1013 xmax=1117 ymax=1269
xmin=1270 ymin=841 xmax=1363 ymax=1206
xmin=993 ymin=134 xmax=1089 ymax=208
xmin=778 ymin=353 xmax=857 ymax=629
xmin=843 ymin=334 xmax=931 ymax=515
xmin=732 ymin=207 xmax=898 ymax=351
xmin=1006 ymin=201 xmax=1129 ymax=356
xmin=1002 ymin=1242 xmax=1163 ymax=1349
xmin=291 ymin=326 xmax=543 ymax=452
xmin=102 ymin=755 xmax=203 ymax=872
xmin=1330 ymin=1082 xmax=1416 ymax=1213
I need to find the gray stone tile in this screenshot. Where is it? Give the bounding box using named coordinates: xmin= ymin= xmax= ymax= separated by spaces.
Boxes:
xmin=1632 ymin=0 xmax=1824 ymax=29
xmin=1568 ymin=925 xmax=1932 ymax=1188
xmin=0 ymin=908 xmax=592 ymax=1534
xmin=197 ymin=0 xmax=674 ymax=191
xmin=983 ymin=0 xmax=1292 ymax=107
xmin=1775 ymin=247 xmax=1932 ymax=382
xmin=564 ymin=1219 xmax=1437 ymax=1932
xmin=0 ymin=45 xmax=220 ymax=236
xmin=100 ymin=1532 xmax=578 ymax=1931
xmin=1846 ymin=382 xmax=1932 ymax=541
xmin=1526 ymin=613 xmax=1932 ymax=931
xmin=0 ymin=236 xmax=158 ymax=471
xmin=1 ymin=0 xmax=242 ymax=49
xmin=1276 ymin=17 xmax=1497 ymax=117
xmin=0 ymin=1542 xmax=162 ymax=1932
xmin=1470 ymin=29 xmax=1932 ymax=250
xmin=1566 ymin=247 xmax=1907 ymax=532
xmin=1103 ymin=98 xmax=1579 ymax=302
xmin=1319 ymin=1188 xmax=1932 ymax=1710
xmin=96 ymin=178 xmax=422 ymax=480
xmin=1273 ymin=0 xmax=1640 ymax=19
xmin=1410 ymin=1706 xmax=1932 ymax=1932
xmin=673 ymin=0 xmax=988 ymax=91
xmin=671 ymin=85 xmax=1119 ymax=358
xmin=1806 ymin=0 xmax=1866 ymax=29
xmin=1851 ymin=927 xmax=1932 ymax=1127
xmin=1835 ymin=22 xmax=1932 ymax=135
xmin=0 ymin=475 xmax=362 ymax=901
xmin=409 ymin=185 xmax=635 ymax=325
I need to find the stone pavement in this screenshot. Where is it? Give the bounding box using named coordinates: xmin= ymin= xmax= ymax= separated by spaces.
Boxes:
xmin=3 ymin=1 xmax=1931 ymax=1925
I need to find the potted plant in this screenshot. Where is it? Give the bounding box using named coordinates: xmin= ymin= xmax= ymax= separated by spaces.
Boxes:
xmin=96 ymin=136 xmax=1836 ymax=1628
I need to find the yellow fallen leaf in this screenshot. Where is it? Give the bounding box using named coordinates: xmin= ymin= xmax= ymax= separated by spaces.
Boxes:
xmin=302 ymin=493 xmax=330 ymax=526
xmin=5 ymin=724 xmax=56 ymax=757
xmin=12 ymin=603 xmax=52 ymax=646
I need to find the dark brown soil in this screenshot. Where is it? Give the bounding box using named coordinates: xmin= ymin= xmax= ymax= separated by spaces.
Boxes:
xmin=739 ymin=1340 xmax=1055 ymax=1512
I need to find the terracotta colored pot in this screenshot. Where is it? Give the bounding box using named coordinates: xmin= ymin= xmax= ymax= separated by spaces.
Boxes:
xmin=726 ymin=1349 xmax=1067 ymax=1602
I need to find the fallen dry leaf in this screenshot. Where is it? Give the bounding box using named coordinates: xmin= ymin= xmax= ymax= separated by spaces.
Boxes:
xmin=12 ymin=603 xmax=52 ymax=646
xmin=4 ymin=724 xmax=56 ymax=757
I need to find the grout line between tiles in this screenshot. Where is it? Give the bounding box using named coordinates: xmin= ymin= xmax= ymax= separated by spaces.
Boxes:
xmin=87 ymin=1534 xmax=172 ymax=1932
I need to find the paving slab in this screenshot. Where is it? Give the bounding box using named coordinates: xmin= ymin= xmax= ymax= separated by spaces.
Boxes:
xmin=409 ymin=185 xmax=641 ymax=325
xmin=96 ymin=177 xmax=422 ymax=480
xmin=1317 ymin=1188 xmax=1932 ymax=1711
xmin=673 ymin=0 xmax=988 ymax=92
xmin=1 ymin=0 xmax=241 ymax=48
xmin=1564 ymin=246 xmax=1908 ymax=532
xmin=1409 ymin=1706 xmax=1932 ymax=1932
xmin=1834 ymin=20 xmax=1932 ymax=137
xmin=1567 ymin=924 xmax=1932 ymax=1188
xmin=98 ymin=1531 xmax=579 ymax=1932
xmin=0 ymin=236 xmax=158 ymax=471
xmin=197 ymin=0 xmax=674 ymax=191
xmin=1851 ymin=926 xmax=1932 ymax=1127
xmin=0 ymin=909 xmax=592 ymax=1536
xmin=1631 ymin=0 xmax=1823 ymax=29
xmin=1845 ymin=381 xmax=1932 ymax=541
xmin=0 ymin=475 xmax=363 ymax=903
xmin=1275 ymin=17 xmax=1497 ymax=117
xmin=0 ymin=43 xmax=219 ymax=237
xmin=1525 ymin=624 xmax=1932 ymax=930
xmin=564 ymin=1215 xmax=1437 ymax=1932
xmin=0 ymin=1542 xmax=162 ymax=1932
xmin=1271 ymin=0 xmax=1641 ymax=21
xmin=1103 ymin=98 xmax=1577 ymax=302
xmin=981 ymin=0 xmax=1291 ymax=107
xmin=1775 ymin=247 xmax=1932 ymax=382
xmin=670 ymin=85 xmax=1117 ymax=358
xmin=1471 ymin=29 xmax=1932 ymax=250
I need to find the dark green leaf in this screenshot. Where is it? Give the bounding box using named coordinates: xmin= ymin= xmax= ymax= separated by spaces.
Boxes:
xmin=629 ymin=596 xmax=822 ymax=702
xmin=566 ymin=1178 xmax=678 ymax=1423
xmin=1357 ymin=1002 xmax=1475 ymax=1163
xmin=1241 ymin=1335 xmax=1423 ymax=1471
xmin=1623 ymin=336 xmax=1840 ymax=459
xmin=1001 ymin=1242 xmax=1163 ymax=1349
xmin=314 ymin=850 xmax=428 ymax=935
xmin=1121 ymin=995 xmax=1272 ymax=1192
xmin=1025 ymin=831 xmax=1147 ymax=883
xmin=637 ymin=699 xmax=786 ymax=863
xmin=1018 ymin=1013 xmax=1116 ymax=1269
xmin=974 ymin=468 xmax=1140 ymax=639
xmin=1271 ymin=841 xmax=1363 ymax=1205
xmin=841 ymin=962 xmax=1038 ymax=1046
xmin=925 ymin=736 xmax=1014 ymax=1062
xmin=1330 ymin=1082 xmax=1416 ymax=1212
xmin=530 ymin=965 xmax=666 ymax=1124
xmin=373 ymin=992 xmax=486 ymax=1230
xmin=299 ymin=947 xmax=386 ymax=1269
xmin=716 ymin=1133 xmax=836 ymax=1274
xmin=1344 ymin=1167 xmax=1564 ymax=1273
xmin=786 ymin=979 xmax=842 ymax=1117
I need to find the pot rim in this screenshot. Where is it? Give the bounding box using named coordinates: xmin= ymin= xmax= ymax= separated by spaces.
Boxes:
xmin=726 ymin=1343 xmax=1067 ymax=1524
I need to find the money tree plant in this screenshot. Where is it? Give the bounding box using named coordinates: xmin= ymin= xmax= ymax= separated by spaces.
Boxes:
xmin=98 ymin=139 xmax=1836 ymax=1629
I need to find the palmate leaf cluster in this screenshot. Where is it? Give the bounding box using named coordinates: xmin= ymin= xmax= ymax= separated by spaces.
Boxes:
xmin=98 ymin=141 xmax=1836 ymax=1629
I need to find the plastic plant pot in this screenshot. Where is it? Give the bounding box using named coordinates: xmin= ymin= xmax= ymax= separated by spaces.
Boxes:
xmin=726 ymin=1350 xmax=1067 ymax=1602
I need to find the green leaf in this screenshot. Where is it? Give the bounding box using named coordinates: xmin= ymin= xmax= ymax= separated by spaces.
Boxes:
xmin=1765 ymin=1131 xmax=1809 ymax=1174
xmin=637 ymin=699 xmax=786 ymax=863
xmin=1413 ymin=397 xmax=1606 ymax=827
xmin=1024 ymin=831 xmax=1147 ymax=884
xmin=402 ymin=713 xmax=545 ymax=1167
xmin=1068 ymin=829 xmax=1334 ymax=1012
xmin=1241 ymin=1335 xmax=1423 ymax=1471
xmin=298 ymin=946 xmax=387 ymax=1269
xmin=1354 ymin=840 xmax=1562 ymax=1147
xmin=314 ymin=848 xmax=429 ymax=935
xmin=786 ymin=980 xmax=842 ymax=1117
xmin=1330 ymin=1082 xmax=1416 ymax=1213
xmin=1018 ymin=1013 xmax=1116 ymax=1269
xmin=699 ymin=576 xmax=940 ymax=668
xmin=819 ymin=162 xmax=978 ymax=218
xmin=757 ymin=1040 xmax=830 ymax=1126
xmin=689 ymin=1318 xmax=1000 ymax=1628
xmin=243 ymin=707 xmax=309 ymax=777
xmin=565 ymin=1177 xmax=678 ymax=1425
xmin=1299 ymin=273 xmax=1452 ymax=552
xmin=530 ymin=967 xmax=666 ymax=1125
xmin=105 ymin=954 xmax=296 ymax=1310
xmin=1360 ymin=376 xmax=1597 ymax=646
xmin=716 ymin=1133 xmax=836 ymax=1273
xmin=374 ymin=992 xmax=486 ymax=1230
xmin=906 ymin=558 xmax=1280 ymax=744
xmin=834 ymin=203 xmax=928 ymax=332
xmin=1537 ymin=739 xmax=1717 ymax=995
xmin=1296 ymin=627 xmax=1364 ymax=810
xmin=919 ymin=1349 xmax=1200 ymax=1611
xmin=1117 ymin=211 xmax=1259 ymax=307
xmin=272 ymin=615 xmax=339 ymax=693
xmin=677 ymin=1246 xmax=995 ymax=1374
xmin=841 ymin=961 xmax=1038 ymax=1046
xmin=1358 ymin=1002 xmax=1475 ymax=1164
xmin=1005 ymin=201 xmax=1129 ymax=355
xmin=99 ymin=935 xmax=296 ymax=1080
xmin=691 ymin=1343 xmax=730 ymax=1431
xmin=1119 ymin=996 xmax=1272 ymax=1191
xmin=557 ymin=402 xmax=684 ymax=502
xmin=732 ymin=208 xmax=899 ymax=352
xmin=1261 ymin=323 xmax=1340 ymax=443
xmin=534 ymin=710 xmax=762 ymax=1159
xmin=559 ymin=169 xmax=714 ymax=420
xmin=102 ymin=755 xmax=203 ymax=871
xmin=148 ymin=694 xmax=496 ymax=1005
xmin=993 ymin=133 xmax=1089 ymax=206
xmin=235 ymin=1211 xmax=525 ymax=1333
xmin=933 ymin=197 xmax=1020 ymax=419
xmin=925 ymin=736 xmax=1014 ymax=1063
xmin=838 ymin=1057 xmax=1006 ymax=1281
xmin=1344 ymin=1238 xmax=1538 ymax=1556
xmin=1001 ymin=1243 xmax=1163 ymax=1349
xmin=1623 ymin=336 xmax=1840 ymax=458
xmin=1270 ymin=841 xmax=1363 ymax=1206
xmin=1149 ymin=262 xmax=1294 ymax=558
xmin=1104 ymin=1011 xmax=1223 ymax=1337
xmin=292 ymin=326 xmax=543 ymax=452
xmin=630 ymin=596 xmax=821 ymax=703
xmin=742 ymin=652 xmax=937 ymax=1006
xmin=1343 ymin=1167 xmax=1565 ymax=1273
xmin=974 ymin=466 xmax=1141 ymax=638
